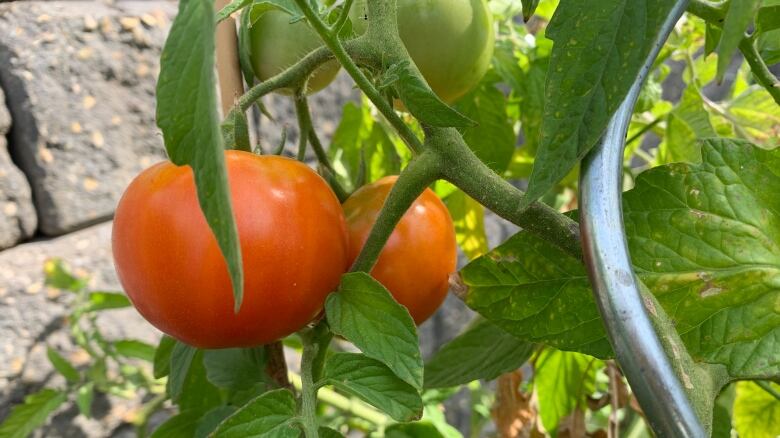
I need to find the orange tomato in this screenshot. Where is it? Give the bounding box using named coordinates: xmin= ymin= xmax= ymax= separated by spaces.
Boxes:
xmin=343 ymin=176 xmax=457 ymax=324
xmin=112 ymin=151 xmax=349 ymax=348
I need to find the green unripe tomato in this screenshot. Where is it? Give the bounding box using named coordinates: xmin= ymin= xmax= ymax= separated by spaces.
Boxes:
xmin=350 ymin=0 xmax=495 ymax=104
xmin=247 ymin=10 xmax=340 ymax=94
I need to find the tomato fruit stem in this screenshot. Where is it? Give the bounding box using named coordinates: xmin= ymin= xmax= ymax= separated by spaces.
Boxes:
xmin=350 ymin=151 xmax=441 ymax=273
xmin=299 ymin=322 xmax=331 ymax=436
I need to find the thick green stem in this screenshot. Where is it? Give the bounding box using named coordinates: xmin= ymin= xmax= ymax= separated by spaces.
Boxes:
xmin=293 ymin=0 xmax=424 ymax=154
xmin=291 ymin=92 xmax=348 ymax=199
xmin=739 ymin=37 xmax=780 ymax=105
xmin=428 ymin=128 xmax=583 ymax=259
xmin=288 ymin=372 xmax=389 ymax=426
xmin=299 ymin=328 xmax=325 ymax=437
xmin=350 ymin=151 xmax=441 ymax=272
xmin=294 ymin=90 xmax=309 ymax=161
xmin=237 ymin=38 xmax=370 ymax=113
xmin=688 ymin=0 xmax=780 ymax=105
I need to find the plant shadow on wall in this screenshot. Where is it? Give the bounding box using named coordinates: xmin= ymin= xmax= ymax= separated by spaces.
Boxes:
xmin=1 ymin=0 xmax=780 ymax=437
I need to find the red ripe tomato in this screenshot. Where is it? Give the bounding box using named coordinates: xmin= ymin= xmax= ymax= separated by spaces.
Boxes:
xmin=112 ymin=151 xmax=349 ymax=348
xmin=343 ymin=176 xmax=457 ymax=324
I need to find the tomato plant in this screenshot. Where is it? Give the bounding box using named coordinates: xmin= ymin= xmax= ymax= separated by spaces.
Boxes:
xmin=112 ymin=151 xmax=348 ymax=348
xmin=343 ymin=176 xmax=456 ymax=324
xmin=3 ymin=0 xmax=779 ymax=437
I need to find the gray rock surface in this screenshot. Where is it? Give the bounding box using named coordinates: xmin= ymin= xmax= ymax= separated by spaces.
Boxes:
xmin=0 ymin=221 xmax=160 ymax=436
xmin=0 ymin=87 xmax=37 ymax=250
xmin=0 ymin=1 xmax=174 ymax=236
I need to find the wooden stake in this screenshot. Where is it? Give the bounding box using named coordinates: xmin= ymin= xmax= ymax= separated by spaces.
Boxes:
xmin=215 ymin=0 xmax=244 ymax=116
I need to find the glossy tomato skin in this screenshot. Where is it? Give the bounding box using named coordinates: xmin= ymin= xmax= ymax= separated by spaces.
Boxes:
xmin=112 ymin=151 xmax=349 ymax=348
xmin=247 ymin=10 xmax=339 ymax=94
xmin=343 ymin=176 xmax=457 ymax=324
xmin=350 ymin=0 xmax=494 ymax=104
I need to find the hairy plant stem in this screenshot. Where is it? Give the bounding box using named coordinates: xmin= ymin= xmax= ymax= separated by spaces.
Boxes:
xmin=293 ymin=0 xmax=423 ymax=154
xmin=426 ymin=127 xmax=583 ymax=259
xmin=288 ymin=372 xmax=389 ymax=426
xmin=291 ymin=92 xmax=348 ymax=200
xmin=350 ymin=151 xmax=442 ymax=272
xmin=299 ymin=326 xmax=328 ymax=437
xmin=294 ymin=89 xmax=309 ymax=161
xmin=687 ymin=0 xmax=780 ymax=105
xmin=739 ymin=37 xmax=780 ymax=105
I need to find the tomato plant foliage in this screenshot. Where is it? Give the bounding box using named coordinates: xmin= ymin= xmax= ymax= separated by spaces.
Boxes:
xmin=2 ymin=0 xmax=780 ymax=437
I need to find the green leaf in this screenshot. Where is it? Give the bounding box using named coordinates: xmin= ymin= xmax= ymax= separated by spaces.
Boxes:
xmin=461 ymin=230 xmax=610 ymax=356
xmin=194 ymin=406 xmax=237 ymax=438
xmin=385 ymin=421 xmax=444 ymax=438
xmin=154 ymin=335 xmax=176 ymax=379
xmin=758 ymin=28 xmax=780 ymax=64
xmin=712 ymin=384 xmax=736 ymax=438
xmin=167 ymin=342 xmax=197 ymax=400
xmin=718 ymin=0 xmax=762 ymax=81
xmin=705 ymin=23 xmax=722 ymax=57
xmin=392 ymin=60 xmax=475 ymax=128
xmin=318 ymin=427 xmax=345 ymax=438
xmin=87 ymin=358 xmax=108 ymax=390
xmin=726 ymin=85 xmax=780 ymax=148
xmin=75 ymin=383 xmax=94 ymax=418
xmin=211 ymin=389 xmax=299 ymax=437
xmin=445 ymin=190 xmax=489 ymax=260
xmin=626 ymin=138 xmax=780 ymax=379
xmin=150 ymin=411 xmax=202 ymax=438
xmin=757 ymin=2 xmax=780 ymax=33
xmin=83 ymin=292 xmax=131 ymax=312
xmin=329 ymin=102 xmax=372 ymax=191
xmin=217 ymin=0 xmax=252 ymax=22
xmin=43 ymin=259 xmax=86 ymax=291
xmin=325 ymin=273 xmax=423 ymax=390
xmin=203 ymin=347 xmax=268 ymax=390
xmin=365 ymin=122 xmax=403 ymax=183
xmin=659 ymin=84 xmax=715 ymax=164
xmin=418 ymin=406 xmax=463 ymax=438
xmin=46 ymin=347 xmax=80 ymax=383
xmin=238 ymin=10 xmax=258 ymax=83
xmin=328 ymin=99 xmax=403 ymax=189
xmin=521 ymin=0 xmax=541 ymax=21
xmin=454 ymin=76 xmax=516 ymax=173
xmin=222 ymin=107 xmax=252 ymax=152
xmin=0 ymin=389 xmax=67 ymax=438
xmin=114 ymin=340 xmax=156 ymax=362
xmin=248 ymin=0 xmax=306 ymax=23
xmin=733 ymin=381 xmax=780 ymax=438
xmin=156 ymin=0 xmax=244 ymax=311
xmin=524 ymin=0 xmax=677 ymax=205
xmin=462 ymin=138 xmax=780 ymax=379
xmin=534 ymin=349 xmax=599 ymax=435
xmin=177 ymin=351 xmax=223 ymax=412
xmin=320 ymin=353 xmax=423 ymax=422
xmin=424 ymin=319 xmax=534 ymax=389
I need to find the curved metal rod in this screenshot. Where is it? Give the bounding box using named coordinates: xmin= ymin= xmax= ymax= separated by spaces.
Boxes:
xmin=579 ymin=1 xmax=705 ymax=436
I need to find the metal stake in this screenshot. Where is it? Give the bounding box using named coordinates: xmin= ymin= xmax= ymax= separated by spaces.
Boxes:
xmin=579 ymin=0 xmax=705 ymax=436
